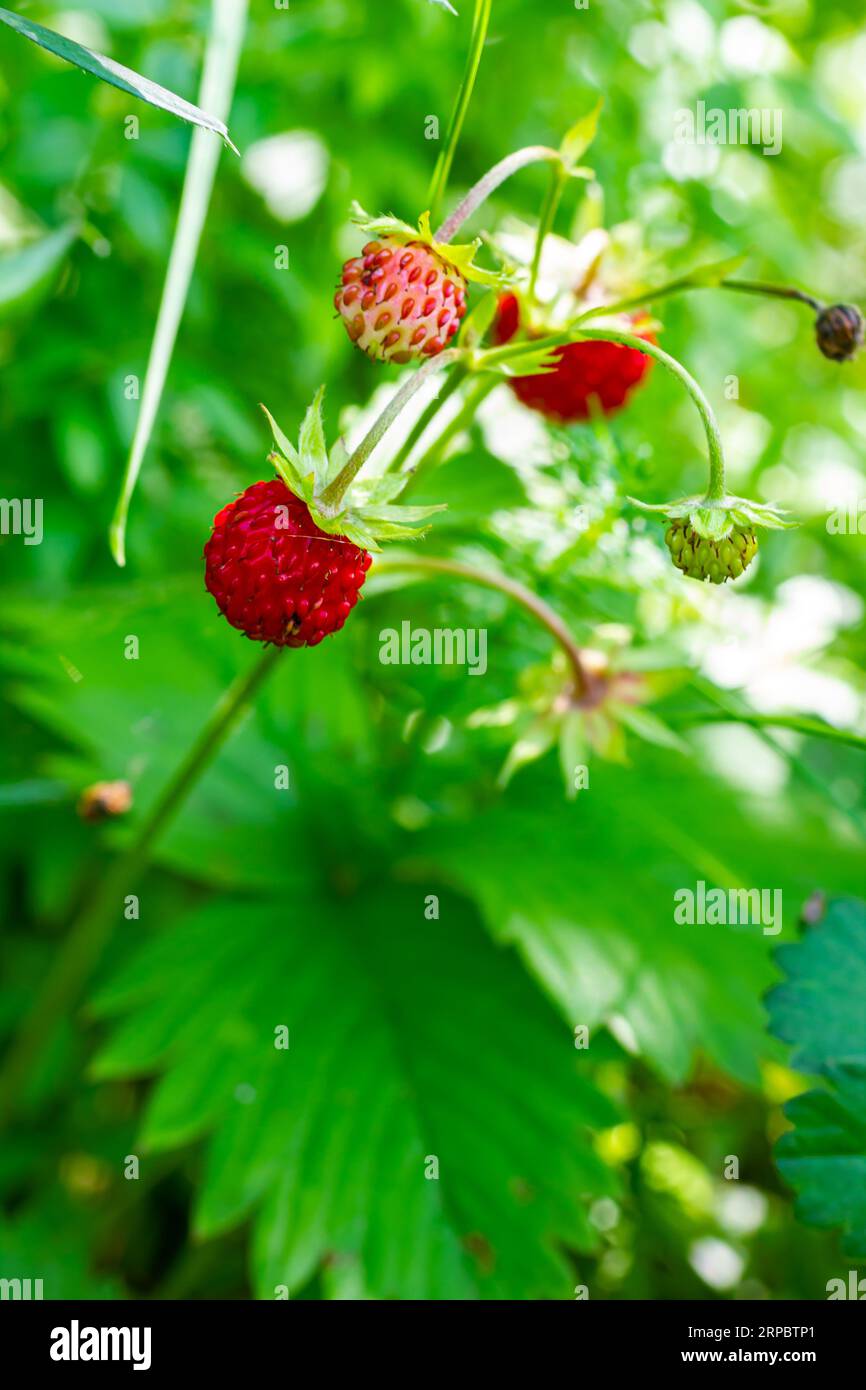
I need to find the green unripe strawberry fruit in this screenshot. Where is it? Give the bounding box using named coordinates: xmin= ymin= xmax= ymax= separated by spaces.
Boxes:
xmin=665 ymin=520 xmax=758 ymax=584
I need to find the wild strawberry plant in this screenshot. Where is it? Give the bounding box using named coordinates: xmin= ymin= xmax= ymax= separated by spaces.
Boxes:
xmin=0 ymin=0 xmax=864 ymax=1301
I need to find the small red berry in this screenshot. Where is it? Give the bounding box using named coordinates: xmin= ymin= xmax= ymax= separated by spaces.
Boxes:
xmin=336 ymin=239 xmax=467 ymax=363
xmin=204 ymin=479 xmax=372 ymax=648
xmin=493 ymin=293 xmax=655 ymax=423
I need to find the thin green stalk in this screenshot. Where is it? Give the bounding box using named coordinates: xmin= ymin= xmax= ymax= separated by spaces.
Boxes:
xmin=385 ymin=362 xmax=468 ymax=474
xmin=427 ymin=0 xmax=492 ymax=228
xmin=373 ymin=553 xmax=587 ymax=695
xmin=682 ymin=678 xmax=866 ymax=840
xmin=319 ymin=349 xmax=464 ymax=509
xmin=722 ymin=278 xmax=823 ymax=312
xmin=672 ymin=709 xmax=866 ymax=753
xmin=529 ymin=163 xmax=567 ymax=300
xmin=435 ymin=145 xmax=561 ymax=243
xmin=575 ymin=275 xmax=825 ymax=326
xmin=400 ymin=372 xmax=499 ymax=495
xmin=109 ymin=0 xmax=248 ymax=566
xmin=0 ymin=644 xmax=282 ymax=1128
xmin=480 ymin=327 xmax=727 ymax=500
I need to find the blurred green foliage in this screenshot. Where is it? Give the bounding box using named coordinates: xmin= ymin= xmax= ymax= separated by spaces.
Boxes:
xmin=1 ymin=0 xmax=865 ymax=1300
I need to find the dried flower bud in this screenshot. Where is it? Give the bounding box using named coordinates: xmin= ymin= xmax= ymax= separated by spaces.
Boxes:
xmin=815 ymin=303 xmax=865 ymax=362
xmin=77 ymin=780 xmax=133 ymax=823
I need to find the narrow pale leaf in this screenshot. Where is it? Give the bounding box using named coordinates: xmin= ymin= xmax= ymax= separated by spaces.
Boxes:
xmin=0 ymin=6 xmax=239 ymax=151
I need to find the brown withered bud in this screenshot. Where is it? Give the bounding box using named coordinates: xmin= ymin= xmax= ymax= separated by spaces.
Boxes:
xmin=77 ymin=780 xmax=133 ymax=823
xmin=815 ymin=303 xmax=865 ymax=362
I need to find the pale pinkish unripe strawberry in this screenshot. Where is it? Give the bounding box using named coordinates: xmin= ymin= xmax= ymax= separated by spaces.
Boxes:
xmin=335 ymin=239 xmax=467 ymax=364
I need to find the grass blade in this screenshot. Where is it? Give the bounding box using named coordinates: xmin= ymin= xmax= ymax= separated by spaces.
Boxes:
xmin=109 ymin=0 xmax=248 ymax=566
xmin=0 ymin=6 xmax=239 ymax=151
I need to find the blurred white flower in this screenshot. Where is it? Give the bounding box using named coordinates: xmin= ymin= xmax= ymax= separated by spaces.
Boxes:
xmin=241 ymin=131 xmax=329 ymax=222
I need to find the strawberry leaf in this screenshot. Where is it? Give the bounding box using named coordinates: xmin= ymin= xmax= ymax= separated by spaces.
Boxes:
xmin=90 ymin=890 xmax=618 ymax=1298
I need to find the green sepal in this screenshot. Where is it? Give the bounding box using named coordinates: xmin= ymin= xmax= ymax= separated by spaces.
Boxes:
xmin=262 ymin=391 xmax=447 ymax=552
xmin=495 ymin=343 xmax=562 ymax=378
xmin=298 ymin=385 xmax=330 ymax=491
xmin=629 ymin=492 xmax=796 ymax=538
xmin=350 ymin=202 xmax=504 ymax=287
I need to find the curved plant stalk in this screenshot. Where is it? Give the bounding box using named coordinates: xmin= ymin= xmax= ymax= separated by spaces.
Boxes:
xmin=479 ymin=327 xmax=727 ymax=499
xmin=373 ymin=553 xmax=587 ymax=695
xmin=319 ymin=349 xmax=464 ymax=509
xmin=109 ymin=0 xmax=248 ymax=566
xmin=575 ymin=272 xmax=825 ymax=325
xmin=0 ymin=643 xmax=282 ymax=1128
xmin=427 ymin=0 xmax=493 ymax=227
xmin=435 ymin=145 xmax=561 ymax=243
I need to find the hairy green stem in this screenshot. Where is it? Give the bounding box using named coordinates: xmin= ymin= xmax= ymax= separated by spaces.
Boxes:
xmin=427 ymin=0 xmax=492 ymax=228
xmin=0 ymin=645 xmax=282 ymax=1127
xmin=373 ymin=554 xmax=587 ymax=694
xmin=529 ymin=163 xmax=567 ymax=300
xmin=319 ymin=349 xmax=464 ymax=510
xmin=435 ymin=145 xmax=561 ymax=243
xmin=384 ymin=362 xmax=468 ymax=474
xmin=480 ymin=327 xmax=727 ymax=500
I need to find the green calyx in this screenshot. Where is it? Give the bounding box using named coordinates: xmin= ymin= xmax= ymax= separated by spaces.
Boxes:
xmin=629 ymin=491 xmax=796 ymax=584
xmin=351 ymin=203 xmax=504 ymax=288
xmin=261 ymin=392 xmax=444 ymax=552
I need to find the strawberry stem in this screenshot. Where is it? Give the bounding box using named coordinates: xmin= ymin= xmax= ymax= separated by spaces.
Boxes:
xmin=0 ymin=644 xmax=283 ymax=1128
xmin=479 ymin=328 xmax=728 ymax=501
xmin=427 ymin=0 xmax=492 ymax=228
xmin=574 ymin=275 xmax=825 ymax=324
xmin=319 ymin=348 xmax=464 ymax=510
xmin=372 ymin=553 xmax=588 ymax=696
xmin=435 ymin=145 xmax=562 ymax=243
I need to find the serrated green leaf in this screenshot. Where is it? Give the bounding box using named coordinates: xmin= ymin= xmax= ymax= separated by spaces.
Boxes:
xmin=767 ymin=897 xmax=866 ymax=1255
xmin=90 ymin=890 xmax=619 ymax=1299
xmin=776 ymin=1066 xmax=866 ymax=1259
xmin=0 ymin=6 xmax=238 ymax=152
xmin=419 ymin=749 xmax=840 ymax=1084
xmin=767 ymin=897 xmax=866 ymax=1075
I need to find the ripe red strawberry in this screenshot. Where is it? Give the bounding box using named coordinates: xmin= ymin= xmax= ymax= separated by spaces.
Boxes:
xmin=204 ymin=479 xmax=372 ymax=648
xmin=335 ymin=239 xmax=467 ymax=363
xmin=493 ymin=293 xmax=654 ymax=423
